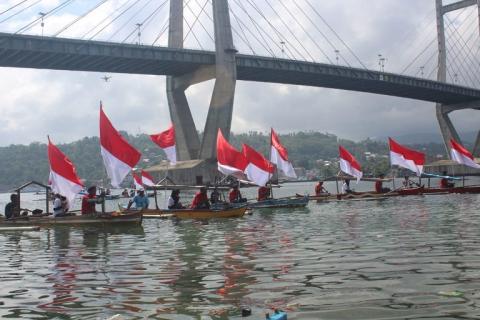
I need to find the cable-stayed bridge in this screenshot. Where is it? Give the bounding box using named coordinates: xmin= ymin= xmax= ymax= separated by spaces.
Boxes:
xmin=0 ymin=0 xmax=479 ymax=182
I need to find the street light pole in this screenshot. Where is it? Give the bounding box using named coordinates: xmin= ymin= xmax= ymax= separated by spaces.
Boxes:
xmin=136 ymin=23 xmax=143 ymax=45
xmin=39 ymin=12 xmax=46 ymax=37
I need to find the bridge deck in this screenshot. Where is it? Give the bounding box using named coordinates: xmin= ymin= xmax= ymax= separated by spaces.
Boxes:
xmin=0 ymin=33 xmax=479 ymax=105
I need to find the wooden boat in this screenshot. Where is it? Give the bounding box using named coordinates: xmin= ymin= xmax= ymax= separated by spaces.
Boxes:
xmin=249 ymin=196 xmax=309 ymax=209
xmin=135 ymin=206 xmax=247 ymax=219
xmin=0 ymin=212 xmax=142 ymax=226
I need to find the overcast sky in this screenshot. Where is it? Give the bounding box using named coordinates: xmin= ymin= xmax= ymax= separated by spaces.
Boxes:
xmin=0 ymin=0 xmax=478 ymax=146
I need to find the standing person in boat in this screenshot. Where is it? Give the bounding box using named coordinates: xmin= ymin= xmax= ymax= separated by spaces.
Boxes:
xmin=375 ymin=174 xmax=391 ymax=193
xmin=121 ymin=189 xmax=129 ymax=197
xmin=53 ymin=194 xmax=64 ymax=217
xmin=191 ymin=187 xmax=210 ymax=209
xmin=342 ymin=179 xmax=353 ymax=194
xmin=229 ymin=185 xmax=246 ymax=203
xmin=257 ymin=186 xmax=271 ymax=201
xmin=210 ymin=187 xmax=221 ymax=204
xmin=440 ymin=171 xmax=455 ymax=188
xmin=127 ymin=189 xmax=149 ymax=210
xmin=168 ymin=189 xmax=184 ymax=209
xmin=4 ymin=194 xmax=20 ymax=219
xmin=315 ymin=181 xmax=329 ymax=196
xmin=81 ymin=186 xmax=99 ymax=215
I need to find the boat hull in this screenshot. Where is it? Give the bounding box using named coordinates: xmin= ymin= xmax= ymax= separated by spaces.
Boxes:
xmin=138 ymin=207 xmax=247 ymax=219
xmin=0 ymin=212 xmax=142 ymax=226
xmin=250 ymin=196 xmax=309 ymax=208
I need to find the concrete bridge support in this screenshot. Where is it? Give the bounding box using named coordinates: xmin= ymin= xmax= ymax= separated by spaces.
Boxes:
xmin=473 ymin=131 xmax=480 ymax=157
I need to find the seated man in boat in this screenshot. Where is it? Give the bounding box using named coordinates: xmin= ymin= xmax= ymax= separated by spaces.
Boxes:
xmin=191 ymin=187 xmax=210 ymax=209
xmin=168 ymin=189 xmax=184 ymax=209
xmin=4 ymin=194 xmax=20 ymax=219
xmin=210 ymin=187 xmax=221 ymax=204
xmin=257 ymin=186 xmax=271 ymax=201
xmin=121 ymin=189 xmax=129 ymax=197
xmin=440 ymin=171 xmax=455 ymax=188
xmin=342 ymin=179 xmax=353 ymax=194
xmin=315 ymin=181 xmax=329 ymax=196
xmin=81 ymin=186 xmax=102 ymax=215
xmin=127 ymin=189 xmax=149 ymax=210
xmin=229 ymin=185 xmax=247 ymax=203
xmin=375 ymin=174 xmax=391 ymax=193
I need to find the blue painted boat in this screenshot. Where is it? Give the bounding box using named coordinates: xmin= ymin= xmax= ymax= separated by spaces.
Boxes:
xmin=249 ymin=195 xmax=309 ymax=209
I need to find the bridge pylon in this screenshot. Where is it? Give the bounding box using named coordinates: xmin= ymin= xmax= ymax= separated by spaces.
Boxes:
xmin=435 ymin=0 xmax=480 ymax=157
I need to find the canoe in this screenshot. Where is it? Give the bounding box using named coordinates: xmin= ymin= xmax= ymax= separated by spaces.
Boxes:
xmin=124 ymin=206 xmax=247 ymax=219
xmin=250 ymin=196 xmax=309 ymax=209
xmin=0 ymin=212 xmax=142 ymax=226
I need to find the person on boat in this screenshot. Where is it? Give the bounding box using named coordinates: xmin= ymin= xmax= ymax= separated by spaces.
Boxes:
xmin=121 ymin=189 xmax=129 ymax=197
xmin=127 ymin=189 xmax=149 ymax=210
xmin=129 ymin=189 xmax=135 ymax=197
xmin=81 ymin=186 xmax=101 ymax=215
xmin=61 ymin=196 xmax=70 ymax=214
xmin=229 ymin=185 xmax=246 ymax=203
xmin=257 ymin=186 xmax=271 ymax=201
xmin=315 ymin=181 xmax=329 ymax=196
xmin=191 ymin=187 xmax=210 ymax=209
xmin=342 ymin=179 xmax=352 ymax=194
xmin=168 ymin=189 xmax=184 ymax=209
xmin=4 ymin=193 xmax=20 ymax=219
xmin=210 ymin=187 xmax=221 ymax=204
xmin=440 ymin=171 xmax=455 ymax=188
xmin=375 ymin=174 xmax=391 ymax=193
xmin=53 ymin=194 xmax=64 ymax=217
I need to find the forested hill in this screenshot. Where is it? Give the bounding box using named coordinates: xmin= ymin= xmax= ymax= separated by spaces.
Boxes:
xmin=0 ymin=131 xmax=450 ymax=192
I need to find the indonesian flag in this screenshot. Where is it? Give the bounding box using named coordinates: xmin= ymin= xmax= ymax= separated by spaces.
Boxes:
xmin=141 ymin=170 xmax=155 ymax=186
xmin=389 ymin=138 xmax=425 ymax=176
xmin=242 ymin=144 xmax=275 ymax=186
xmin=48 ymin=136 xmax=84 ymax=204
xmin=450 ymin=139 xmax=480 ymax=169
xmin=100 ymin=104 xmax=141 ymax=187
xmin=133 ymin=172 xmax=143 ymax=190
xmin=339 ymin=145 xmax=363 ymax=182
xmin=150 ymin=124 xmax=176 ymax=165
xmin=270 ymin=128 xmax=297 ymax=178
xmin=216 ymin=129 xmax=248 ymax=179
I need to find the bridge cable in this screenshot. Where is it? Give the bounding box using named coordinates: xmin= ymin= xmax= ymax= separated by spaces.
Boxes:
xmin=184 ymin=0 xmax=214 ymax=44
xmin=151 ymin=17 xmax=169 ymax=46
xmin=122 ymin=0 xmax=168 ymax=43
xmin=303 ymin=0 xmax=368 ymax=69
xmin=54 ymin=0 xmax=110 ymax=37
xmin=106 ymin=0 xmax=156 ymax=42
xmin=0 ymin=0 xmax=42 ymax=25
xmin=183 ymin=16 xmax=204 ymax=49
xmin=0 ymin=0 xmax=29 ymax=17
xmin=15 ymin=0 xmax=75 ymax=34
xmin=225 ymin=3 xmax=256 ymax=54
xmin=243 ymin=0 xmax=313 ymax=61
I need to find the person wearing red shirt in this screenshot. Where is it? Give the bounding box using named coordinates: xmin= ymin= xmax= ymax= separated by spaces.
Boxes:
xmin=375 ymin=174 xmax=391 ymax=193
xmin=81 ymin=186 xmax=98 ymax=215
xmin=315 ymin=181 xmax=328 ymax=196
xmin=257 ymin=186 xmax=271 ymax=201
xmin=229 ymin=186 xmax=241 ymax=203
xmin=191 ymin=187 xmax=210 ymax=209
xmin=440 ymin=171 xmax=454 ymax=188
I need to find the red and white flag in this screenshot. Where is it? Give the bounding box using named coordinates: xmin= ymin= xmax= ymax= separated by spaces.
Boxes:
xmin=100 ymin=104 xmax=141 ymax=187
xmin=132 ymin=172 xmax=143 ymax=190
xmin=141 ymin=170 xmax=155 ymax=187
xmin=270 ymin=128 xmax=297 ymax=178
xmin=389 ymin=138 xmax=425 ymax=176
xmin=216 ymin=129 xmax=248 ymax=179
xmin=339 ymin=145 xmax=363 ymax=182
xmin=48 ymin=136 xmax=84 ymax=204
xmin=150 ymin=124 xmax=176 ymax=165
xmin=450 ymin=139 xmax=480 ymax=169
xmin=242 ymin=144 xmax=275 ymax=186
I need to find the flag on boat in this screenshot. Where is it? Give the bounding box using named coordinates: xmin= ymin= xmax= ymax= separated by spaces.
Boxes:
xmin=141 ymin=170 xmax=155 ymax=186
xmin=100 ymin=104 xmax=141 ymax=187
xmin=450 ymin=139 xmax=480 ymax=169
xmin=150 ymin=124 xmax=176 ymax=165
xmin=133 ymin=172 xmax=143 ymax=190
xmin=242 ymin=144 xmax=275 ymax=186
xmin=389 ymin=138 xmax=425 ymax=176
xmin=216 ymin=129 xmax=248 ymax=179
xmin=47 ymin=136 xmax=84 ymax=204
xmin=270 ymin=128 xmax=297 ymax=178
xmin=339 ymin=145 xmax=363 ymax=182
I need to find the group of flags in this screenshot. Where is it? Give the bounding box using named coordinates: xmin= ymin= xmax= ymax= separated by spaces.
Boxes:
xmin=338 ymin=137 xmax=480 ymax=182
xmin=48 ymin=103 xmax=177 ymax=204
xmin=47 ymin=102 xmax=480 ymax=203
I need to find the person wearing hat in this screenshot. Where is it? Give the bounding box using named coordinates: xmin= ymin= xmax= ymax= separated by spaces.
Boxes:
xmin=127 ymin=189 xmax=149 ymax=210
xmin=191 ymin=187 xmax=210 ymax=209
xmin=81 ymin=186 xmax=98 ymax=215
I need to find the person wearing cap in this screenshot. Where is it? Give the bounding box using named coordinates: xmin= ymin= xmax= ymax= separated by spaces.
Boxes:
xmin=81 ymin=186 xmax=98 ymax=215
xmin=127 ymin=189 xmax=149 ymax=210
xmin=315 ymin=181 xmax=328 ymax=196
xmin=229 ymin=185 xmax=246 ymax=203
xmin=191 ymin=187 xmax=210 ymax=209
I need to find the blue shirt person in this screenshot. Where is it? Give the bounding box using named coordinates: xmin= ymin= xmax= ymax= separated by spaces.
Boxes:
xmin=127 ymin=189 xmax=149 ymax=210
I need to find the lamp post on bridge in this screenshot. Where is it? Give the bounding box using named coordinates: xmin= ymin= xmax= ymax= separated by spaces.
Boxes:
xmin=420 ymin=66 xmax=425 ymax=77
xmin=39 ymin=12 xmax=46 ymax=37
xmin=136 ymin=23 xmax=143 ymax=45
xmin=334 ymin=49 xmax=340 ymax=65
xmin=280 ymin=41 xmax=285 ymax=58
xmin=378 ymin=54 xmax=386 ymax=72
